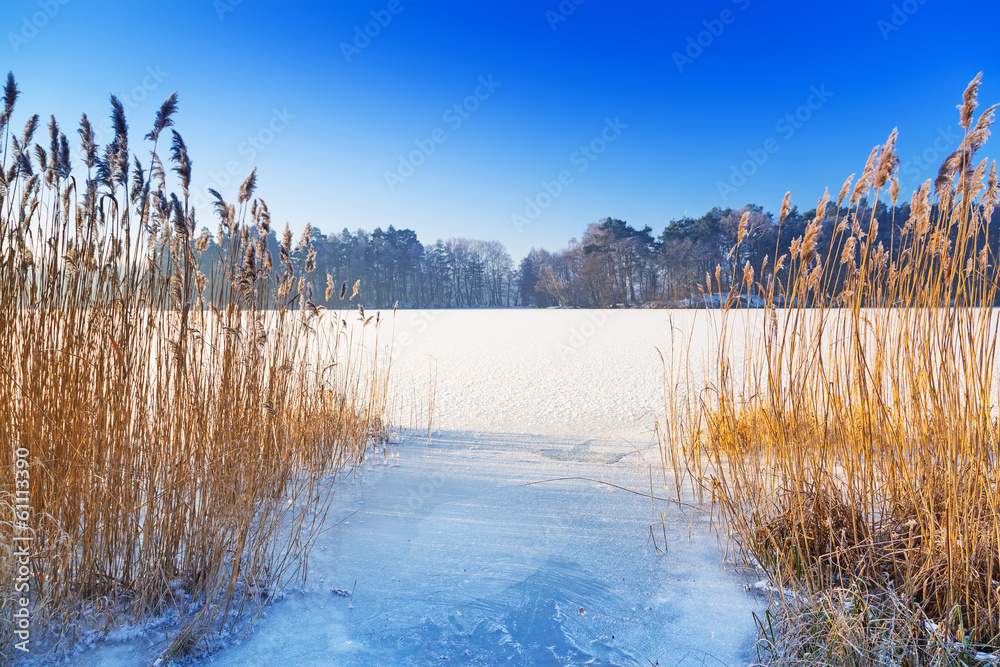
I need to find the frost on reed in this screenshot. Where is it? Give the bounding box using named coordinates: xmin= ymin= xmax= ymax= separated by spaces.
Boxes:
xmin=0 ymin=74 xmax=391 ymax=662
xmin=662 ymin=74 xmax=1000 ymax=662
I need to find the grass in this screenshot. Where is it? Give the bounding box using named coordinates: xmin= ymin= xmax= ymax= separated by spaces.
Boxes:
xmin=749 ymin=585 xmax=977 ymax=666
xmin=660 ymin=73 xmax=1000 ymax=664
xmin=0 ymin=75 xmax=392 ymax=663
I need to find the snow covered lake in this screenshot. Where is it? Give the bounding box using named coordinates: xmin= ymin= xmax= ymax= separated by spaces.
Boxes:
xmin=68 ymin=309 xmax=763 ymax=666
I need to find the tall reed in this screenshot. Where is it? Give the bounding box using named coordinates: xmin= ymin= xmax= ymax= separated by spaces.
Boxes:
xmin=662 ymin=74 xmax=1000 ymax=659
xmin=0 ymin=74 xmax=391 ymax=662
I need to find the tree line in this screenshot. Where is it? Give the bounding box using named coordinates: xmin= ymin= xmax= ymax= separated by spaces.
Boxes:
xmin=191 ymin=194 xmax=998 ymax=310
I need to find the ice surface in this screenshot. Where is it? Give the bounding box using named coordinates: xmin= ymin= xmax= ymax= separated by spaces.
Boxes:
xmin=47 ymin=309 xmax=763 ymax=666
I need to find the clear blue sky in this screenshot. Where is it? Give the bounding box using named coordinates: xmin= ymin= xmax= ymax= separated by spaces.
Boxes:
xmin=5 ymin=0 xmax=999 ymax=260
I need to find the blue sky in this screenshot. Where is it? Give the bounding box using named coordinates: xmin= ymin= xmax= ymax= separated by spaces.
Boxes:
xmin=4 ymin=0 xmax=1000 ymax=259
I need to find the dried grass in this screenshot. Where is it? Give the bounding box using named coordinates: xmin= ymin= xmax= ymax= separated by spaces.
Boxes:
xmin=662 ymin=74 xmax=1000 ymax=663
xmin=0 ymin=76 xmax=391 ymax=663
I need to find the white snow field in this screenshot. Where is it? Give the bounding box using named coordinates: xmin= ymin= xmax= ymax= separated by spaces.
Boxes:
xmin=61 ymin=309 xmax=764 ymax=666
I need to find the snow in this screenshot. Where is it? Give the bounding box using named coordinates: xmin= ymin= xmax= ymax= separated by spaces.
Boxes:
xmin=35 ymin=309 xmax=763 ymax=666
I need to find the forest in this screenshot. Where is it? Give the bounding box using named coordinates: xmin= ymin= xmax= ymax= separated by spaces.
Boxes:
xmin=193 ymin=195 xmax=998 ymax=309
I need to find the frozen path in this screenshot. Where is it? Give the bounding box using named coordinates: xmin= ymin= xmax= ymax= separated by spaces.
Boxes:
xmin=210 ymin=429 xmax=760 ymax=666
xmin=214 ymin=310 xmax=761 ymax=665
xmin=73 ymin=310 xmax=762 ymax=665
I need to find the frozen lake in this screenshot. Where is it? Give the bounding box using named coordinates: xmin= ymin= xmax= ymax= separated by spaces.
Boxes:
xmin=66 ymin=309 xmax=762 ymax=666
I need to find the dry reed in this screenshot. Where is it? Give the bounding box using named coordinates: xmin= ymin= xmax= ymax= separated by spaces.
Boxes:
xmin=0 ymin=74 xmax=391 ymax=663
xmin=661 ymin=74 xmax=1000 ymax=663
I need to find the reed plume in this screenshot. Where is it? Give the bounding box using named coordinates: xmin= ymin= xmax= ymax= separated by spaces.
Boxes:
xmin=662 ymin=75 xmax=1000 ymax=661
xmin=0 ymin=74 xmax=392 ymax=664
